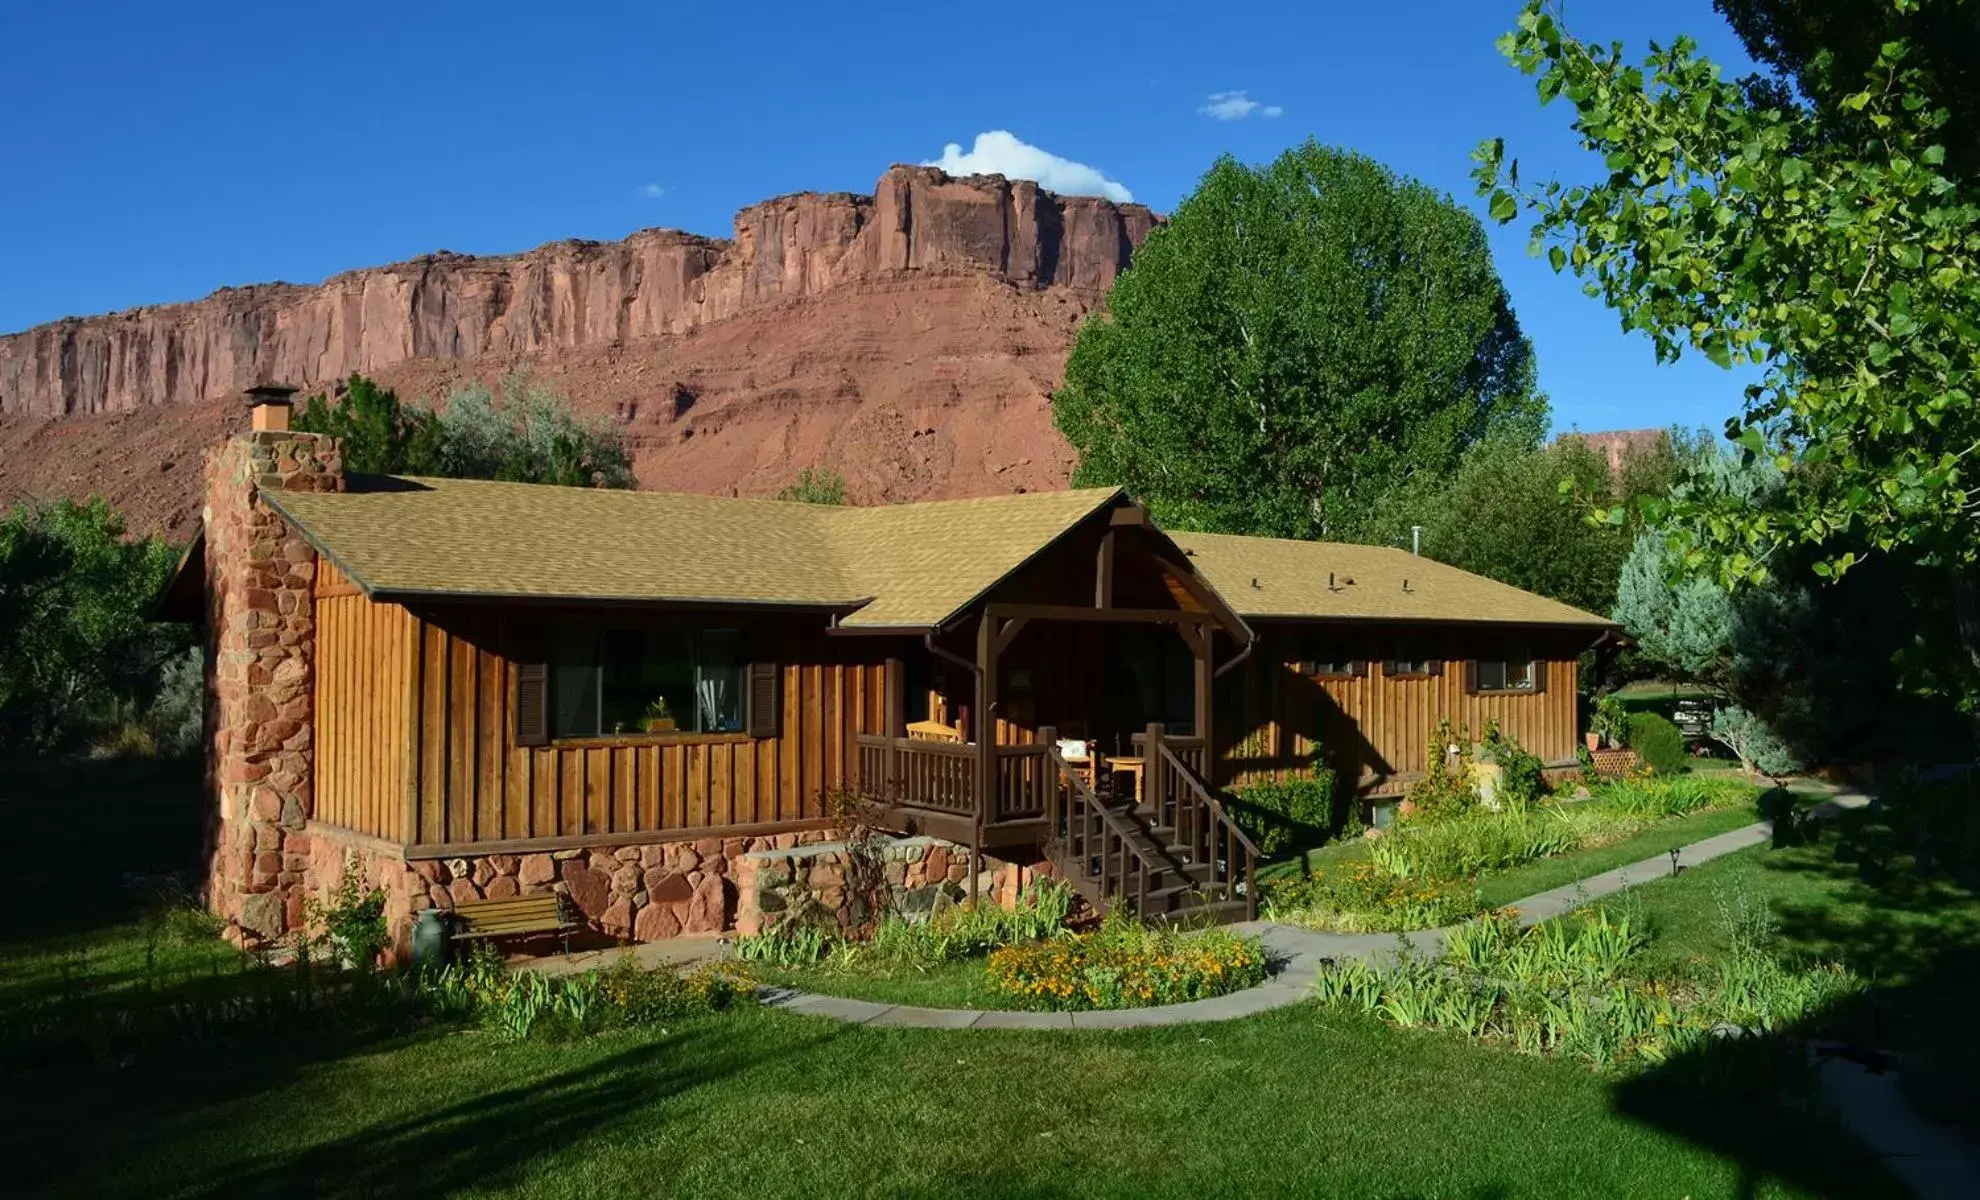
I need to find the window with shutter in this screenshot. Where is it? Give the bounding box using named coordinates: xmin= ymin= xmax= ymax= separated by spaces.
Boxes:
xmin=515 ymin=661 xmax=550 ymax=747
xmin=747 ymin=662 xmax=780 ymax=738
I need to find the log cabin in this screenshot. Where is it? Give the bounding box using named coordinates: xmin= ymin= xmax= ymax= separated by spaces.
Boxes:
xmin=164 ymin=392 xmax=1613 ymax=947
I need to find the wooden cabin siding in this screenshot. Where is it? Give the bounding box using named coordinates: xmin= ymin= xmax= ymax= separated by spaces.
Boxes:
xmin=1218 ymin=623 xmax=1584 ymax=794
xmin=403 ymin=607 xmax=891 ymax=850
xmin=311 ymin=562 xmax=417 ymax=841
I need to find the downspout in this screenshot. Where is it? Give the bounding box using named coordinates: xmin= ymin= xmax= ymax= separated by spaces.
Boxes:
xmin=925 ymin=628 xmax=987 ymax=906
xmin=1213 ymin=632 xmax=1257 ymax=679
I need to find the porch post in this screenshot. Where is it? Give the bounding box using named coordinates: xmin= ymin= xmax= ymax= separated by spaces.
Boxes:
xmin=973 ymin=610 xmax=999 ymax=901
xmin=1190 ymin=626 xmax=1214 ymax=756
xmin=884 ymin=655 xmax=905 ymax=738
xmin=1144 ymin=722 xmax=1166 ymax=821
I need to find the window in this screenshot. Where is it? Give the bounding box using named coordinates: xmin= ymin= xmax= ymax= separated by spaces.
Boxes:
xmin=550 ymin=625 xmax=745 ymax=737
xmin=1471 ymin=646 xmax=1540 ymax=694
xmin=1386 ymin=638 xmax=1440 ymax=678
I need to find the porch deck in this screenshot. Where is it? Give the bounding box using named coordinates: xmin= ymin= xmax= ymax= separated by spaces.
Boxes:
xmin=855 ymin=726 xmax=1257 ymax=922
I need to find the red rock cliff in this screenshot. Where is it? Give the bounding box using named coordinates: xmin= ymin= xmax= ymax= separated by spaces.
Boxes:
xmin=0 ymin=166 xmax=1156 ymax=417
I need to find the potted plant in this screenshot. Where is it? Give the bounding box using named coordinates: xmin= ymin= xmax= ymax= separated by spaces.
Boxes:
xmin=642 ymin=696 xmax=677 ymax=732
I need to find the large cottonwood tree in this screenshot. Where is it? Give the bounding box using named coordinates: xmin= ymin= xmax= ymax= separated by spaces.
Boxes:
xmin=1054 ymin=142 xmax=1544 ymax=542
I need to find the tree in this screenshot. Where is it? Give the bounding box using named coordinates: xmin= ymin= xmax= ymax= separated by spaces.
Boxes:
xmin=296 ymin=373 xmax=633 ymax=489
xmin=294 ymin=374 xmax=445 ymax=474
xmin=1715 ymin=0 xmax=1980 ymax=172
xmin=1055 ymin=142 xmax=1545 ymax=542
xmin=436 ymin=377 xmax=634 ymax=489
xmin=1394 ymin=433 xmax=1677 ymax=616
xmin=0 ymin=499 xmax=188 ymax=751
xmin=776 ymin=468 xmax=847 ymax=505
xmin=1477 ymin=0 xmax=1980 ymax=691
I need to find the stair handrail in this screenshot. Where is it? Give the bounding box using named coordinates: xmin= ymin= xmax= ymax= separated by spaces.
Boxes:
xmin=1155 ymin=741 xmax=1260 ymax=919
xmin=1043 ymin=742 xmax=1155 ymax=917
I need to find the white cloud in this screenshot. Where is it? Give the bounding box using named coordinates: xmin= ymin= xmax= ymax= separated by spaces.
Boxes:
xmin=923 ymin=131 xmax=1133 ymax=203
xmin=637 ymin=183 xmax=666 ymax=198
xmin=1199 ymin=91 xmax=1283 ymax=121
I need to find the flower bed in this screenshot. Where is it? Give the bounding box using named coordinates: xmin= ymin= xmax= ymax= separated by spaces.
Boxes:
xmin=986 ymin=919 xmax=1268 ymax=1011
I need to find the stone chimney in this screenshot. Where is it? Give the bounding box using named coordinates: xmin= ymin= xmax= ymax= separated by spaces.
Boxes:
xmin=247 ymin=382 xmax=298 ymax=432
xmin=201 ymin=385 xmax=344 ymax=943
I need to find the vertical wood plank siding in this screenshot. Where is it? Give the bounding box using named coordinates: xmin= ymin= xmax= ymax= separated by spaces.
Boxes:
xmin=400 ymin=607 xmax=890 ymax=849
xmin=1217 ymin=623 xmax=1585 ymax=794
xmin=311 ymin=561 xmax=416 ymax=840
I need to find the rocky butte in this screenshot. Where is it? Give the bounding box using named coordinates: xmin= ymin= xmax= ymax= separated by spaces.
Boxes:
xmin=0 ymin=166 xmax=1157 ymax=534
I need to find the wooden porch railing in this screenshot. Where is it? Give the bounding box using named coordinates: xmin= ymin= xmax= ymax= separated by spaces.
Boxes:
xmin=993 ymin=742 xmax=1054 ymax=822
xmin=856 ymin=734 xmax=976 ymax=814
xmin=856 ymin=734 xmax=1055 ymax=825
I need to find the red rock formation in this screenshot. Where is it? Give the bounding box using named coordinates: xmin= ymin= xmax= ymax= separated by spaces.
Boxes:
xmin=0 ymin=166 xmax=1154 ymax=419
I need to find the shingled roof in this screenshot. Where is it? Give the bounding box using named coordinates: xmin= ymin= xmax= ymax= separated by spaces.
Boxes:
xmin=1169 ymin=531 xmax=1613 ymax=627
xmin=263 ymin=478 xmax=1612 ymax=632
xmin=264 ymin=478 xmax=1125 ymax=630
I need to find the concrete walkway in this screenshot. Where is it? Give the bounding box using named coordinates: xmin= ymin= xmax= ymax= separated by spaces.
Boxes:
xmin=756 ymin=791 xmax=1871 ymax=1031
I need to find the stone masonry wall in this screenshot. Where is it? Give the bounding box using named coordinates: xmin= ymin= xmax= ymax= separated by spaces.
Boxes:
xmin=734 ymin=837 xmax=1054 ymax=938
xmin=202 ymin=429 xmax=342 ymax=943
xmin=303 ymin=825 xmax=840 ymax=957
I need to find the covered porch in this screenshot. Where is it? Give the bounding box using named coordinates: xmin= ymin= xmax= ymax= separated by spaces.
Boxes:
xmin=845 ymin=499 xmax=1263 ymax=920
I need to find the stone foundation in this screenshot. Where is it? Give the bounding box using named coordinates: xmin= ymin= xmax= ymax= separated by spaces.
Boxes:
xmin=734 ymin=836 xmax=1053 ymax=937
xmin=301 ymin=825 xmax=842 ymax=958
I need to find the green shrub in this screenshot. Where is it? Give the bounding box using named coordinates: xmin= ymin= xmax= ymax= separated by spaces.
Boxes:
xmin=1369 ymin=810 xmax=1581 ymax=880
xmin=304 ymin=857 xmax=389 ymax=972
xmin=985 ymin=912 xmax=1266 ymax=1010
xmin=1710 ymin=705 xmax=1807 ymax=779
xmin=1404 ymin=719 xmax=1480 ymax=820
xmin=1591 ymin=693 xmax=1630 ymax=746
xmin=1480 ymin=721 xmax=1545 ymax=810
xmin=776 ymin=467 xmax=848 ymax=505
xmin=1231 ymin=768 xmax=1337 ymax=854
xmin=1626 ymin=712 xmax=1686 ymax=776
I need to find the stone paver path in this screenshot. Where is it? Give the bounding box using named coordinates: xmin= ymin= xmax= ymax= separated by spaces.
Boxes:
xmin=756 ymin=791 xmax=1870 ymax=1031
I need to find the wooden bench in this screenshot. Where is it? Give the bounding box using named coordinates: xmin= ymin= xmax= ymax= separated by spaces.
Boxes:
xmin=449 ymin=893 xmax=578 ymax=955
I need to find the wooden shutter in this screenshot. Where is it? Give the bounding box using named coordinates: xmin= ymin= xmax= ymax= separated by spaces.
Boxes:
xmin=1530 ymin=658 xmax=1548 ymax=694
xmin=515 ymin=661 xmax=549 ymax=747
xmin=1380 ymin=660 xmax=1398 ymax=678
xmin=1463 ymin=660 xmax=1479 ymax=694
xmin=1426 ymin=658 xmax=1445 ymax=678
xmin=746 ymin=662 xmax=780 ymax=738
xmin=1350 ymin=660 xmax=1369 ymax=679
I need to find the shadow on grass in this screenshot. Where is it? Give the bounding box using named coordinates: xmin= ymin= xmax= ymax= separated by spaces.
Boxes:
xmin=0 ymin=755 xmax=205 ymax=943
xmin=1609 ymin=794 xmax=1980 ymax=1199
xmin=10 ymin=1003 xmax=848 ymax=1198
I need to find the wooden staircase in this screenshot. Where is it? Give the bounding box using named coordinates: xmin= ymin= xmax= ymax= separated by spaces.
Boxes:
xmin=1042 ymin=732 xmax=1258 ymax=926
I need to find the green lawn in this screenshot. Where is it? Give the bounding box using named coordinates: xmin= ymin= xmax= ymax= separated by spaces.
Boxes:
xmin=2 ymin=921 xmax=1906 ymax=1200
xmin=752 ymin=956 xmax=1008 ymax=1009
xmin=1475 ymin=802 xmax=1764 ymax=908
xmin=3 ymin=758 xmax=1950 ymax=1198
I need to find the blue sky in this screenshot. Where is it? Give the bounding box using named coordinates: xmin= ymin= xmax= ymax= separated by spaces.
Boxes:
xmin=0 ymin=1 xmax=1760 ymax=434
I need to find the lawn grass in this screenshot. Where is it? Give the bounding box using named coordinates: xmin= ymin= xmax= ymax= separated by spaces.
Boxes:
xmin=0 ymin=756 xmax=1933 ymax=1197
xmin=1476 ymin=802 xmax=1764 ymax=908
xmin=1 ymin=920 xmax=1905 ymax=1199
xmin=752 ymin=956 xmax=1009 ymax=1009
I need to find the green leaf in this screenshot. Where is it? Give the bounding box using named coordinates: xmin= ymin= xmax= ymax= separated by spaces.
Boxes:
xmin=1547 ymin=246 xmax=1567 ymax=272
xmin=1489 ymin=190 xmax=1518 ymax=223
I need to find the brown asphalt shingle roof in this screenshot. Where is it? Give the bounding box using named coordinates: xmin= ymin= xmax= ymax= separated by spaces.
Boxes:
xmin=266 ymin=478 xmax=1610 ymax=631
xmin=265 ymin=478 xmax=1124 ymax=630
xmin=1169 ymin=531 xmax=1614 ymax=627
